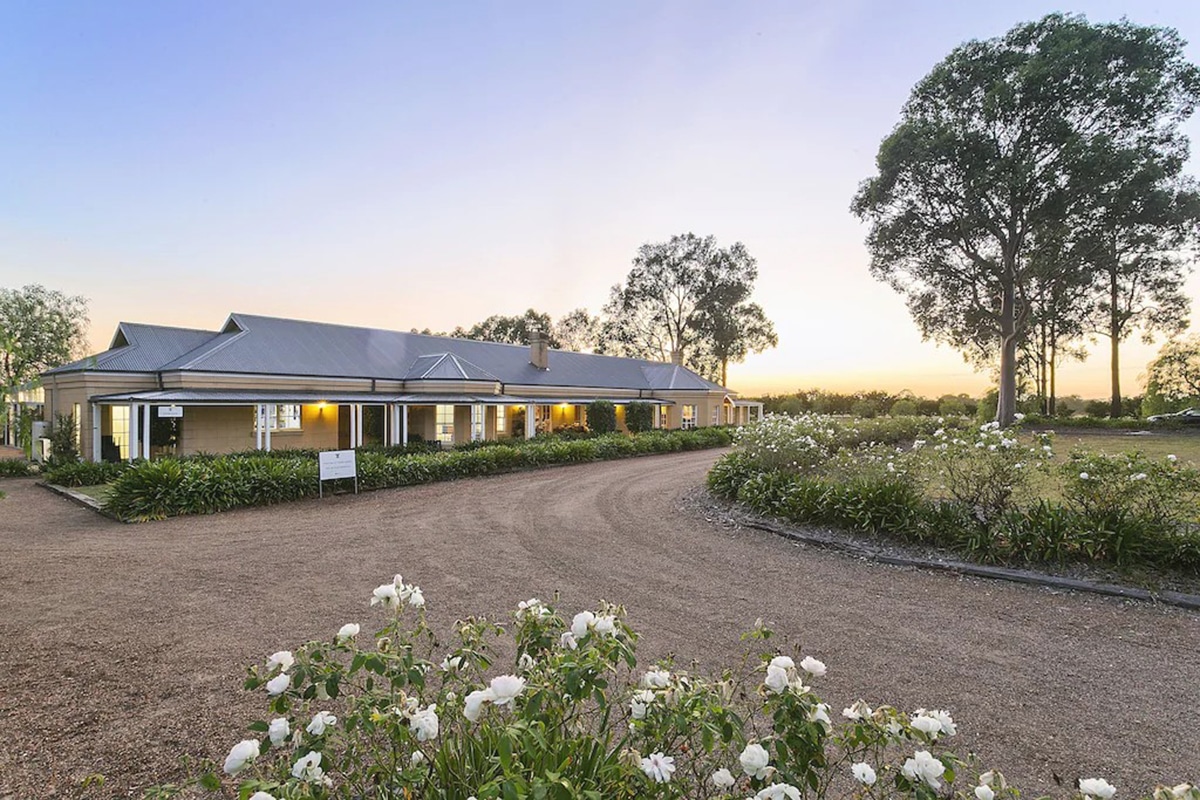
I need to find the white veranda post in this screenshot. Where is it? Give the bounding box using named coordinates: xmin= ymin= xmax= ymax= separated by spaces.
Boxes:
xmin=91 ymin=403 xmax=100 ymax=463
xmin=142 ymin=405 xmax=151 ymax=460
xmin=525 ymin=404 xmax=536 ymax=439
xmin=471 ymin=404 xmax=483 ymax=441
xmin=401 ymin=404 xmax=408 ymax=447
xmin=128 ymin=402 xmax=138 ymax=463
xmin=265 ymin=404 xmax=274 ymax=452
xmin=255 ymin=404 xmax=264 ymax=450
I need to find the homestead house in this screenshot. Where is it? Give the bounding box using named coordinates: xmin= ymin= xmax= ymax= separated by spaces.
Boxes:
xmin=40 ymin=313 xmax=762 ymax=462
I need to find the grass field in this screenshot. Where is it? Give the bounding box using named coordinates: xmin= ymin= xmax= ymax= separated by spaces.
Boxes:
xmin=75 ymin=484 xmax=113 ymax=503
xmin=1050 ymin=429 xmax=1200 ymax=463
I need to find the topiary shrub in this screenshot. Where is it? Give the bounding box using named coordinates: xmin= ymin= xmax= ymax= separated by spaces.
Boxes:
xmin=586 ymin=400 xmax=617 ymax=434
xmin=625 ymin=401 xmax=654 ymax=433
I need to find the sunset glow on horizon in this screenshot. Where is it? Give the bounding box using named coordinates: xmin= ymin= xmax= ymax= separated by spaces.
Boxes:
xmin=5 ymin=1 xmax=1200 ymax=401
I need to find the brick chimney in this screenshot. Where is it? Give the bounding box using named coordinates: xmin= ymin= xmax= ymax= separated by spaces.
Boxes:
xmin=529 ymin=327 xmax=549 ymax=370
xmin=670 ymin=349 xmax=683 ymax=366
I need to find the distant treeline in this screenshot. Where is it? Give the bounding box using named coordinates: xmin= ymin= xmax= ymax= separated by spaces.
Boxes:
xmin=756 ymin=389 xmax=1152 ymax=420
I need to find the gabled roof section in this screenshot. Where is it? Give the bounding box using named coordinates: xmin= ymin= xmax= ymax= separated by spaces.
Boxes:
xmin=640 ymin=364 xmax=725 ymax=392
xmin=403 ymin=353 xmax=499 ymax=381
xmin=45 ymin=322 xmax=220 ymax=375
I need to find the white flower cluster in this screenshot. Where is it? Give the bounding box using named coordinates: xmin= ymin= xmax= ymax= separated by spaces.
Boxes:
xmin=463 ymin=674 xmax=526 ymax=722
xmin=370 ymin=574 xmax=425 ymax=610
xmin=762 ymin=654 xmax=826 ymax=697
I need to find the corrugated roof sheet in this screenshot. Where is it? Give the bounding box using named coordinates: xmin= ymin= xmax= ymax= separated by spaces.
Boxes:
xmin=50 ymin=313 xmax=729 ymax=393
xmin=45 ymin=323 xmax=220 ymax=374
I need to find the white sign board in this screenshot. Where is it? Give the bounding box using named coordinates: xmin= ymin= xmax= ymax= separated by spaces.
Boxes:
xmin=319 ymin=449 xmax=357 ymax=481
xmin=157 ymin=406 xmax=183 ymax=418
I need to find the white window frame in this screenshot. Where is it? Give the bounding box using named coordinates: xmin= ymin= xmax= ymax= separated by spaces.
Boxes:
xmin=681 ymin=404 xmax=697 ymax=430
xmin=254 ymin=404 xmax=302 ymax=432
xmin=495 ymin=405 xmax=507 ymax=433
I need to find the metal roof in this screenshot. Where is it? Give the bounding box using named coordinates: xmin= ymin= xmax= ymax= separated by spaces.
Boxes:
xmin=90 ymin=389 xmax=674 ymax=406
xmin=45 ymin=323 xmax=220 ymax=374
xmin=50 ymin=313 xmax=729 ymax=393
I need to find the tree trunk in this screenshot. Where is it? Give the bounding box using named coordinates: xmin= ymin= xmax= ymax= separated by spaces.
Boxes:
xmin=720 ymin=359 xmax=728 ymax=388
xmin=1049 ymin=336 xmax=1058 ymax=417
xmin=1109 ymin=265 xmax=1122 ymax=418
xmin=997 ymin=272 xmax=1019 ymax=427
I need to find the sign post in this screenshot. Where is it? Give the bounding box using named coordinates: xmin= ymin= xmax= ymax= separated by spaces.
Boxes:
xmin=318 ymin=449 xmax=358 ymax=498
xmin=157 ymin=406 xmax=183 ymax=418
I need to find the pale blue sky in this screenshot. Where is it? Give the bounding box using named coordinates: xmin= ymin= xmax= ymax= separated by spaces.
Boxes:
xmin=4 ymin=1 xmax=1200 ymax=396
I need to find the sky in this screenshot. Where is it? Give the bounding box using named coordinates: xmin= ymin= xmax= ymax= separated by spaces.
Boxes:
xmin=4 ymin=1 xmax=1200 ymax=399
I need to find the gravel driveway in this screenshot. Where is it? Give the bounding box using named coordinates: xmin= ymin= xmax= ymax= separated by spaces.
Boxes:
xmin=1 ymin=451 xmax=1197 ymax=798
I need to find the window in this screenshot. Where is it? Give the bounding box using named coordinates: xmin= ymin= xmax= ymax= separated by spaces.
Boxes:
xmin=111 ymin=406 xmax=130 ymax=460
xmin=436 ymin=405 xmax=455 ymax=444
xmin=471 ymin=405 xmax=484 ymax=441
xmin=711 ymin=405 xmax=720 ymax=426
xmin=495 ymin=405 xmax=507 ymax=433
xmin=253 ymin=404 xmax=302 ymax=432
xmin=681 ymin=404 xmax=697 ymax=430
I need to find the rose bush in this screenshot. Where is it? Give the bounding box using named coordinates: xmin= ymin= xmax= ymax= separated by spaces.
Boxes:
xmin=710 ymin=416 xmax=1200 ymax=571
xmin=149 ymin=579 xmax=1196 ymax=800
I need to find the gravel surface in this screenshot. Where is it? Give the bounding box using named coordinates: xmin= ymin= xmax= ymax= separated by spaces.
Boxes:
xmin=1 ymin=453 xmax=1197 ymax=798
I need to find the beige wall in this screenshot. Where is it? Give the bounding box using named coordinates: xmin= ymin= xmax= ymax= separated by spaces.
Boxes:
xmin=176 ymin=403 xmax=339 ymax=456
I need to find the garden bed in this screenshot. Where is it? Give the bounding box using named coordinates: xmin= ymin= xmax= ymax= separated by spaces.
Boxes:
xmin=708 ymin=414 xmax=1200 ymax=579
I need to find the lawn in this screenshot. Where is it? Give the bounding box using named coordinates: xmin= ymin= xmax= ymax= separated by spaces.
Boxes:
xmin=75 ymin=483 xmax=113 ymax=503
xmin=1051 ymin=428 xmax=1200 ymax=463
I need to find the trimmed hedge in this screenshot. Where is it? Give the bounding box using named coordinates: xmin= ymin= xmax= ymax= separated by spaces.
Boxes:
xmin=0 ymin=459 xmax=35 ymax=478
xmin=43 ymin=461 xmax=128 ymax=487
xmin=105 ymin=427 xmax=733 ymax=522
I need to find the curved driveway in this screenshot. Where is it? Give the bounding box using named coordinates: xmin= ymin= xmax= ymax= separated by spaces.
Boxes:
xmin=1 ymin=451 xmax=1197 ymax=797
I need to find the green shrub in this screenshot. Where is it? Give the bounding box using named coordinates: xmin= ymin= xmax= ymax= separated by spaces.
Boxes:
xmin=0 ymin=459 xmax=35 ymax=478
xmin=889 ymin=398 xmax=918 ymax=416
xmin=104 ymin=428 xmax=732 ymax=521
xmin=48 ymin=412 xmax=80 ymax=467
xmin=586 ymin=400 xmax=617 ymax=434
xmin=43 ymin=460 xmax=127 ymax=487
xmin=625 ymin=401 xmax=654 ymax=433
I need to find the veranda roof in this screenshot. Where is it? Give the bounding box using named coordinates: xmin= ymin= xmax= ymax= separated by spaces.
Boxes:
xmin=89 ymin=390 xmax=673 ymax=406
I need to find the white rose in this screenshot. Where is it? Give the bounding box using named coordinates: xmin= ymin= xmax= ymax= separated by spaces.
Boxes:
xmin=411 ymin=750 xmax=427 ymax=766
xmin=292 ymin=750 xmax=325 ymax=782
xmin=571 ymin=611 xmax=596 ymax=638
xmin=640 ymin=752 xmax=675 ymax=783
xmin=768 ymin=655 xmax=794 ymax=671
xmin=911 ymin=713 xmax=942 ymax=736
xmin=851 ymin=762 xmax=877 ymax=786
xmin=267 ymin=717 xmax=290 ymax=746
xmin=641 ymin=669 xmax=671 ymax=689
xmin=371 ymin=583 xmax=400 ymax=607
xmin=410 ymin=704 xmax=439 ymax=741
xmin=249 ymin=793 xmax=277 ymax=800
xmin=408 ymin=586 xmax=425 ymax=607
xmin=336 ymin=623 xmax=360 ymax=642
xmin=306 ymin=710 xmax=337 ymax=736
xmin=463 ymin=688 xmax=493 ymax=722
xmin=976 ymin=784 xmax=996 ymax=800
xmin=518 ymin=653 xmax=536 ymax=671
xmin=902 ymin=750 xmax=945 ymax=789
xmin=799 ymin=656 xmax=826 ymax=677
xmin=739 ymin=742 xmax=771 ymax=779
xmin=266 ymin=650 xmax=294 ymax=673
xmin=223 ymin=739 xmax=260 ymax=775
xmin=559 ymin=631 xmax=578 ymax=650
xmin=441 ymin=655 xmax=463 ymax=671
xmin=266 ymin=673 xmax=291 ymax=696
xmin=764 ymin=665 xmax=789 ymax=694
xmin=842 ymin=700 xmax=872 ymax=720
xmin=808 ymin=702 xmax=831 ymax=728
xmin=489 ymin=674 xmax=526 ymax=706
xmin=712 ymin=767 xmax=736 ymax=788
xmin=1080 ymin=778 xmax=1117 ymax=799
xmin=757 ymin=783 xmax=801 ymax=800
xmin=593 ymin=615 xmax=616 ymax=636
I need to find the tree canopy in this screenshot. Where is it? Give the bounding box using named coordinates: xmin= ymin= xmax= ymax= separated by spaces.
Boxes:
xmin=599 ymin=233 xmax=776 ymax=384
xmin=852 ymin=14 xmax=1200 ymax=425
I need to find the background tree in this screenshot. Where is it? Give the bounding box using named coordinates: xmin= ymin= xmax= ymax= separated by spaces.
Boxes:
xmin=0 ymin=284 xmax=89 ymax=445
xmin=553 ymin=308 xmax=601 ymax=353
xmin=852 ymin=14 xmax=1200 ymax=426
xmin=453 ymin=309 xmax=558 ymax=347
xmin=599 ymin=233 xmax=776 ymax=381
xmin=1144 ymin=335 xmax=1200 ymax=412
xmin=1082 ymin=166 xmax=1200 ymax=416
